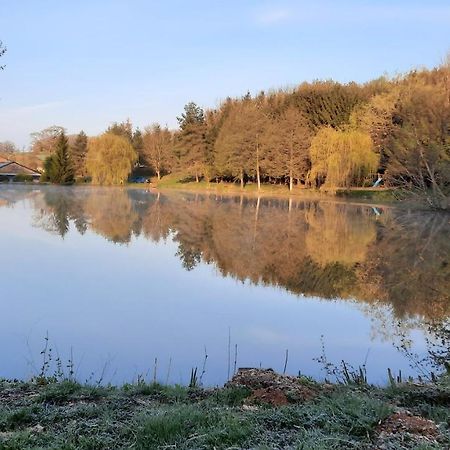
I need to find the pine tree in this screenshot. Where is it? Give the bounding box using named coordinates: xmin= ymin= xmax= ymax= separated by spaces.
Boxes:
xmin=106 ymin=119 xmax=133 ymax=141
xmin=176 ymin=102 xmax=208 ymax=182
xmin=70 ymin=130 xmax=88 ymax=177
xmin=42 ymin=132 xmax=75 ymax=184
xmin=177 ymin=102 xmax=205 ymax=130
xmin=132 ymin=128 xmax=144 ymax=164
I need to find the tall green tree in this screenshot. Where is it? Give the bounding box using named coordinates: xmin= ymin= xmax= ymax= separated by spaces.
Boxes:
xmin=132 ymin=128 xmax=144 ymax=164
xmin=175 ymin=102 xmax=208 ymax=182
xmin=291 ymin=81 xmax=363 ymax=130
xmin=70 ymin=130 xmax=88 ymax=177
xmin=42 ymin=132 xmax=75 ymax=184
xmin=106 ymin=119 xmax=133 ymax=142
xmin=177 ymin=102 xmax=205 ymax=130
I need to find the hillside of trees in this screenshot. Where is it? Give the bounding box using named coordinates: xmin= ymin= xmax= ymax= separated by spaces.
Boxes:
xmin=1 ymin=62 xmax=449 ymax=208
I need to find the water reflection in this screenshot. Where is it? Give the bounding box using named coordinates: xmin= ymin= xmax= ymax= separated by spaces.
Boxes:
xmin=13 ymin=186 xmax=448 ymax=319
xmin=0 ymin=185 xmax=449 ymax=383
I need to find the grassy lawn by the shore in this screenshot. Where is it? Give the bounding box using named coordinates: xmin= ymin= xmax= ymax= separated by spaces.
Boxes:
xmin=1 ymin=370 xmax=449 ymax=449
xmin=143 ymin=174 xmax=399 ymax=204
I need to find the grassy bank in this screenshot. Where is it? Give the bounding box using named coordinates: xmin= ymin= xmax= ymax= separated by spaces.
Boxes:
xmin=1 ymin=369 xmax=449 ymax=449
xmin=149 ymin=175 xmax=399 ymax=205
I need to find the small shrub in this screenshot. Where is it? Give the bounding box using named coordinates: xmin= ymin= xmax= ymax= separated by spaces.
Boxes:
xmin=211 ymin=386 xmax=252 ymax=406
xmin=0 ymin=406 xmax=38 ymax=431
xmin=13 ymin=174 xmax=34 ymax=182
xmin=123 ymin=382 xmax=189 ymax=403
xmin=38 ymin=380 xmax=82 ymax=404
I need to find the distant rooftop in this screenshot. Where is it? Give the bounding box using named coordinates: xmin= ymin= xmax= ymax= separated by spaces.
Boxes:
xmin=0 ymin=161 xmax=41 ymax=176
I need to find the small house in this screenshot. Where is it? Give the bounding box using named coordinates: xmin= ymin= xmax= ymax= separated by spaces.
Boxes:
xmin=0 ymin=159 xmax=41 ymax=182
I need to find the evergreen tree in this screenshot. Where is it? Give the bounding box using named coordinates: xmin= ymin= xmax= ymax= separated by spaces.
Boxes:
xmin=132 ymin=128 xmax=144 ymax=164
xmin=176 ymin=102 xmax=208 ymax=181
xmin=42 ymin=132 xmax=75 ymax=184
xmin=106 ymin=119 xmax=133 ymax=142
xmin=177 ymin=102 xmax=205 ymax=130
xmin=70 ymin=130 xmax=88 ymax=177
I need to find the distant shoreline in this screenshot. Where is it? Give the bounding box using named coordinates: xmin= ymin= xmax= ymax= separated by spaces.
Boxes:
xmin=2 ymin=181 xmax=443 ymax=211
xmin=151 ymin=179 xmax=407 ymax=207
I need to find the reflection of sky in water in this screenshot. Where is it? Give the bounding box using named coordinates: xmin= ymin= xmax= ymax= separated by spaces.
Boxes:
xmin=0 ymin=187 xmax=436 ymax=385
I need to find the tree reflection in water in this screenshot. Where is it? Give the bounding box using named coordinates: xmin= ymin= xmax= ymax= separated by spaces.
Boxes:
xmin=16 ymin=187 xmax=448 ymax=320
xmin=1 ymin=185 xmax=449 ymax=372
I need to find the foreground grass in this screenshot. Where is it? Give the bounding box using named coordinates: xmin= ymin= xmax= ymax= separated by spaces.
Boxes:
xmin=0 ymin=375 xmax=449 ymax=449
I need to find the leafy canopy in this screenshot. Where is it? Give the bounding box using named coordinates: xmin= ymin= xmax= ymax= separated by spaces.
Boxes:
xmin=86 ymin=133 xmax=137 ymax=185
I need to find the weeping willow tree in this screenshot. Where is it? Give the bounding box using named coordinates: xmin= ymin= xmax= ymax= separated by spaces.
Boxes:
xmin=84 ymin=189 xmax=138 ymax=243
xmin=309 ymin=127 xmax=379 ymax=187
xmin=86 ymin=133 xmax=137 ymax=185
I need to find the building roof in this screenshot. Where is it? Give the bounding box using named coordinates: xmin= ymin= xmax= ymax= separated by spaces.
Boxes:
xmin=0 ymin=161 xmax=41 ymax=176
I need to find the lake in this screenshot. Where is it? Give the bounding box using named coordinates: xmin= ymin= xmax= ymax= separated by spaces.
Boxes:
xmin=0 ymin=185 xmax=449 ymax=386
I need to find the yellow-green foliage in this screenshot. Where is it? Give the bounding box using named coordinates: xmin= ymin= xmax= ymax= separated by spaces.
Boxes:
xmin=309 ymin=127 xmax=379 ymax=187
xmin=86 ymin=133 xmax=137 ymax=185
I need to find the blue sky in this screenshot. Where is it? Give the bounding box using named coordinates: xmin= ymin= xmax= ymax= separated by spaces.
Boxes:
xmin=0 ymin=0 xmax=449 ymax=148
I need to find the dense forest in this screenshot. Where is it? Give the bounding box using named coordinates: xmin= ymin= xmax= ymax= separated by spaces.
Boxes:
xmin=1 ymin=61 xmax=449 ymax=208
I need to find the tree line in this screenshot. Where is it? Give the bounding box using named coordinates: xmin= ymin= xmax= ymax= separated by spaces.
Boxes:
xmin=1 ymin=60 xmax=449 ymax=208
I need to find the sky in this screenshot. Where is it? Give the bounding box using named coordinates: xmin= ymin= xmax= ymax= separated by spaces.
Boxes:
xmin=0 ymin=0 xmax=449 ymax=149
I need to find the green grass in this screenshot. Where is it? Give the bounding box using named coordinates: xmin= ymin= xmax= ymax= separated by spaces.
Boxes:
xmin=335 ymin=187 xmax=398 ymax=202
xmin=0 ymin=379 xmax=448 ymax=449
xmin=151 ymin=173 xmax=404 ymax=206
xmin=135 ymin=405 xmax=251 ymax=449
xmin=122 ymin=381 xmax=189 ymax=403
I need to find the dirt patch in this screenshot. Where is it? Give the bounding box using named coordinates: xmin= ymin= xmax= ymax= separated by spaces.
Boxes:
xmin=377 ymin=411 xmax=439 ymax=437
xmin=247 ymin=388 xmax=289 ymax=406
xmin=227 ymin=368 xmax=322 ymax=405
xmin=374 ymin=410 xmax=442 ymax=449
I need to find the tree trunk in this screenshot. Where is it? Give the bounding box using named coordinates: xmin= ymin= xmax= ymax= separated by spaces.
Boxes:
xmin=240 ymin=170 xmax=244 ymax=189
xmin=289 ymin=141 xmax=294 ymax=191
xmin=157 ymin=170 xmax=161 ymax=180
xmin=195 ymin=172 xmax=199 ymax=183
xmin=256 ymin=143 xmax=261 ymax=191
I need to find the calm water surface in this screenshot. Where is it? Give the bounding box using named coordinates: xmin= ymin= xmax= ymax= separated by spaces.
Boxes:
xmin=0 ymin=185 xmax=449 ymax=385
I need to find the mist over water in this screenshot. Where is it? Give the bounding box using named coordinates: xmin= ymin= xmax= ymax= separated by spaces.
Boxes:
xmin=0 ymin=185 xmax=448 ymax=385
